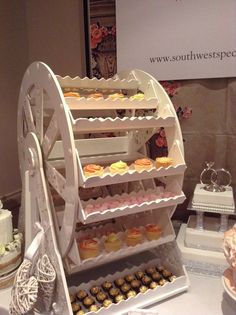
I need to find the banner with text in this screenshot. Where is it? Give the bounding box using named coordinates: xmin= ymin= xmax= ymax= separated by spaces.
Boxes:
xmin=116 ymin=0 xmax=236 ymax=80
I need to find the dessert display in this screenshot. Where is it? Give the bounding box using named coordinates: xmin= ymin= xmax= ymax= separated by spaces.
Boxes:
xmin=125 ymin=228 xmax=143 ymax=246
xmin=134 ymin=158 xmax=153 ymax=172
xmin=0 ymin=201 xmax=23 ymax=276
xmin=145 ymin=224 xmax=163 ymax=240
xmin=78 ymin=239 xmax=100 ymax=260
xmin=109 ymin=161 xmax=129 ymax=174
xmin=104 ymin=233 xmax=121 ymax=252
xmin=83 ymin=164 xmax=104 ymax=178
xmin=156 ymin=157 xmax=173 ymax=168
xmin=69 ymin=263 xmax=177 ymax=313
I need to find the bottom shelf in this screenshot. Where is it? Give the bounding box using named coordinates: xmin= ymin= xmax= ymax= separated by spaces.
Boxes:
xmin=67 ymin=242 xmax=189 ymax=315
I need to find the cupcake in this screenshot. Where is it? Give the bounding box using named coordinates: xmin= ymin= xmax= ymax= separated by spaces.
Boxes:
xmin=78 ymin=239 xmax=100 ymax=260
xmin=145 ymin=224 xmax=162 ymax=241
xmin=63 ymin=92 xmax=80 ymax=98
xmin=125 ymin=228 xmax=143 ymax=246
xmin=134 ymin=158 xmax=153 ymax=172
xmin=156 ymin=157 xmax=173 ymax=169
xmin=109 ymin=161 xmax=129 ymax=174
xmin=108 ymin=93 xmax=125 ymax=100
xmin=104 ymin=233 xmax=121 ymax=252
xmin=76 ymin=289 xmax=88 ymax=301
xmin=87 ymin=92 xmax=103 ymax=99
xmin=83 ymin=164 xmax=104 ymax=177
xmin=102 ymin=281 xmax=113 ymax=292
xmin=129 ymin=93 xmax=145 ymax=101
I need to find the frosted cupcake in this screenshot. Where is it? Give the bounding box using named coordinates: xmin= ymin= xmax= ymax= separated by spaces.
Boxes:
xmin=83 ymin=164 xmax=104 ymax=177
xmin=125 ymin=228 xmax=143 ymax=246
xmin=156 ymin=157 xmax=173 ymax=169
xmin=134 ymin=158 xmax=153 ymax=172
xmin=104 ymin=233 xmax=121 ymax=252
xmin=145 ymin=224 xmax=162 ymax=241
xmin=109 ymin=161 xmax=129 ymax=174
xmin=78 ymin=239 xmax=100 ymax=260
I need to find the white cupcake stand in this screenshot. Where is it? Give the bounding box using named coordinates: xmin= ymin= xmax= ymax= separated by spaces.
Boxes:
xmin=2 ymin=62 xmax=190 ymax=314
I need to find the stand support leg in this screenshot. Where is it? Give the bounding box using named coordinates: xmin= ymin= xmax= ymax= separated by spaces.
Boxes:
xmin=219 ymin=214 xmax=228 ymax=232
xmin=196 ymin=211 xmax=204 ymax=230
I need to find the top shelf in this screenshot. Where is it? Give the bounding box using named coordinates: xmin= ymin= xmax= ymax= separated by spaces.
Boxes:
xmin=56 ymin=75 xmax=139 ymax=90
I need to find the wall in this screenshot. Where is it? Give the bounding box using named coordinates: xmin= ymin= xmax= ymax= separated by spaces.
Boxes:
xmin=0 ymin=1 xmax=28 ymax=198
xmin=25 ymin=0 xmax=86 ymax=77
xmin=0 ymin=0 xmax=86 ymax=199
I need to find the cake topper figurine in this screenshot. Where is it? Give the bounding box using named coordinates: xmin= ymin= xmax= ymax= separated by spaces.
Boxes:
xmin=200 ymin=162 xmax=231 ymax=192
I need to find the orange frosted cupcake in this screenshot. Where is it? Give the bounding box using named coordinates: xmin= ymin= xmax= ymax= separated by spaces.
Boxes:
xmin=134 ymin=158 xmax=153 ymax=172
xmin=63 ymin=92 xmax=80 ymax=98
xmin=87 ymin=92 xmax=103 ymax=99
xmin=156 ymin=157 xmax=173 ymax=169
xmin=83 ymin=164 xmax=104 ymax=177
xmin=78 ymin=239 xmax=100 ymax=260
xmin=125 ymin=228 xmax=143 ymax=247
xmin=109 ymin=161 xmax=129 ymax=174
xmin=104 ymin=233 xmax=121 ymax=252
xmin=145 ymin=224 xmax=162 ymax=241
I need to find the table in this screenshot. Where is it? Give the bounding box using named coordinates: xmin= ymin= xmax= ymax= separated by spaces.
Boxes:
xmin=1 ymin=272 xmax=236 ymax=314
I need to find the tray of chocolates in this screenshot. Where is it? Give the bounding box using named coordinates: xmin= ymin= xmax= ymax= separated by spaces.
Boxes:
xmin=69 ymin=257 xmax=188 ymax=315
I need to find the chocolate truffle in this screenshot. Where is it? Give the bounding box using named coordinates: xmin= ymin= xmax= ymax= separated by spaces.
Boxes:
xmin=114 ymin=278 xmax=125 ymax=288
xmin=120 ymin=283 xmax=131 ymax=294
xmin=103 ymin=299 xmax=113 ymax=308
xmin=135 ymin=270 xmax=146 ymax=280
xmin=125 ymin=274 xmax=135 ymax=283
xmin=158 ymin=279 xmax=167 ymax=286
xmin=102 ymin=281 xmax=113 ymax=292
xmin=114 ymin=294 xmax=125 ymax=303
xmin=89 ymin=304 xmax=100 ymax=312
xmin=130 ymin=279 xmax=141 ymax=291
xmin=75 ymin=311 xmax=85 ymax=315
xmin=145 ymin=267 xmax=156 ymax=276
xmin=71 ymin=302 xmax=81 ymax=312
xmin=162 ymin=269 xmax=172 ymax=278
xmin=141 ymin=275 xmax=152 ymax=286
xmin=109 ymin=287 xmax=120 ymax=299
xmin=96 ymin=291 xmax=107 ymax=303
xmin=90 ymin=286 xmax=101 ymax=296
xmin=76 ymin=290 xmax=88 ymax=301
xmin=151 ymin=272 xmax=162 ymax=282
xmin=126 ymin=290 xmax=137 ymax=298
xmin=149 ymin=281 xmax=158 ymax=289
xmin=139 ymin=285 xmax=148 ymax=293
xmin=83 ymin=296 xmax=95 ymax=308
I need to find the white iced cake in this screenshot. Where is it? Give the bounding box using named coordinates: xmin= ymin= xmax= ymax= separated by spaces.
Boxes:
xmin=192 ymin=184 xmax=235 ymax=210
xmin=0 ymin=208 xmax=23 ymax=276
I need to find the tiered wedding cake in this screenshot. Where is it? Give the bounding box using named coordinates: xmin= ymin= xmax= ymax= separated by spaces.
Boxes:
xmin=0 ymin=201 xmax=22 ymax=276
